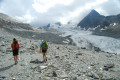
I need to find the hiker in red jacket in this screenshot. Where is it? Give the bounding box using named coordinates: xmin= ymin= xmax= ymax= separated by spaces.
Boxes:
xmin=11 ymin=38 xmax=19 ymax=65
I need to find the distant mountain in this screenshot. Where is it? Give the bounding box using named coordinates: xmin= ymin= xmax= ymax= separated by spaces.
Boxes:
xmin=0 ymin=13 xmax=33 ymax=30
xmin=77 ymin=9 xmax=105 ymax=29
xmin=55 ymin=22 xmax=61 ymax=26
xmin=38 ymin=24 xmax=51 ymax=29
xmin=77 ymin=9 xmax=120 ymax=32
xmin=39 ymin=22 xmax=62 ymax=29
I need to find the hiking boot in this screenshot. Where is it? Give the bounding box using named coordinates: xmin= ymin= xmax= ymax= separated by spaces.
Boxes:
xmin=43 ymin=58 xmax=47 ymax=63
xmin=43 ymin=59 xmax=45 ymax=63
xmin=45 ymin=58 xmax=47 ymax=62
xmin=16 ymin=61 xmax=18 ymax=64
xmin=15 ymin=62 xmax=17 ymax=65
xmin=15 ymin=61 xmax=18 ymax=65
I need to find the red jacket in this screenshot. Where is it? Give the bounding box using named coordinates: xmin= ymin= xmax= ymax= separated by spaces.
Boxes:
xmin=11 ymin=40 xmax=19 ymax=50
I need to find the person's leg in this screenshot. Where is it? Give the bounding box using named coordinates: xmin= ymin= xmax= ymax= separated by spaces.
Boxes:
xmin=43 ymin=52 xmax=45 ymax=59
xmin=43 ymin=52 xmax=46 ymax=62
xmin=16 ymin=55 xmax=18 ymax=61
xmin=14 ymin=55 xmax=17 ymax=65
xmin=45 ymin=53 xmax=47 ymax=61
xmin=16 ymin=55 xmax=18 ymax=63
xmin=13 ymin=50 xmax=16 ymax=63
xmin=44 ymin=52 xmax=46 ymax=58
xmin=14 ymin=56 xmax=16 ymax=62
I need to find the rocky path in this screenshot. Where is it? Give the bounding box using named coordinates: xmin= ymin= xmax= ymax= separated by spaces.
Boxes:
xmin=0 ymin=27 xmax=120 ymax=80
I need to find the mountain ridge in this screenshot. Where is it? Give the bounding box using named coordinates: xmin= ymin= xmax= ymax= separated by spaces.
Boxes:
xmin=77 ymin=9 xmax=120 ymax=32
xmin=0 ymin=13 xmax=33 ymax=30
xmin=77 ymin=9 xmax=105 ymax=29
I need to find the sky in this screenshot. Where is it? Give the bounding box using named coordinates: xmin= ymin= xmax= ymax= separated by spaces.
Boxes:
xmin=0 ymin=0 xmax=120 ymax=27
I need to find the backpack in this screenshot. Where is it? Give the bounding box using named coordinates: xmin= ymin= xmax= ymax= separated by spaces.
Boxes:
xmin=14 ymin=40 xmax=18 ymax=50
xmin=42 ymin=41 xmax=48 ymax=51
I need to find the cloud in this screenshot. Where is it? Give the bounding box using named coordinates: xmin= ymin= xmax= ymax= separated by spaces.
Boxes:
xmin=0 ymin=0 xmax=3 ymax=5
xmin=95 ymin=0 xmax=120 ymax=16
xmin=0 ymin=0 xmax=120 ymax=27
xmin=32 ymin=0 xmax=73 ymax=13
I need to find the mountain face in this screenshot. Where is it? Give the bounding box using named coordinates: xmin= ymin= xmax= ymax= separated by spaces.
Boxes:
xmin=77 ymin=10 xmax=105 ymax=29
xmin=77 ymin=10 xmax=120 ymax=32
xmin=0 ymin=13 xmax=33 ymax=30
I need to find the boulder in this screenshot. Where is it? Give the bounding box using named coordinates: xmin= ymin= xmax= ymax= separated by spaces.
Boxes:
xmin=30 ymin=59 xmax=43 ymax=64
xmin=103 ymin=63 xmax=114 ymax=71
xmin=0 ymin=75 xmax=6 ymax=79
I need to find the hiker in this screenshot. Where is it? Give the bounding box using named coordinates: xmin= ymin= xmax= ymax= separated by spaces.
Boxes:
xmin=11 ymin=38 xmax=19 ymax=65
xmin=40 ymin=40 xmax=48 ymax=62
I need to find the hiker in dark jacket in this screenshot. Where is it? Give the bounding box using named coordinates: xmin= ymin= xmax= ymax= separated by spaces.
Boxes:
xmin=11 ymin=38 xmax=19 ymax=65
xmin=40 ymin=40 xmax=48 ymax=62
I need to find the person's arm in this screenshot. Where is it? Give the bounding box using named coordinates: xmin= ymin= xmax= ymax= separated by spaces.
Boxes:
xmin=40 ymin=43 xmax=42 ymax=53
xmin=40 ymin=46 xmax=41 ymax=53
xmin=46 ymin=43 xmax=48 ymax=51
xmin=11 ymin=42 xmax=13 ymax=48
xmin=11 ymin=42 xmax=13 ymax=51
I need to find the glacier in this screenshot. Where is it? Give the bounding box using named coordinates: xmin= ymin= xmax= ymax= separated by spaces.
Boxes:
xmin=58 ymin=27 xmax=120 ymax=54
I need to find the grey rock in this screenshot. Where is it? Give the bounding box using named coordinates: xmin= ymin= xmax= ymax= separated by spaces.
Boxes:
xmin=75 ymin=53 xmax=83 ymax=58
xmin=55 ymin=56 xmax=60 ymax=59
xmin=30 ymin=59 xmax=43 ymax=64
xmin=93 ymin=46 xmax=101 ymax=52
xmin=2 ymin=51 xmax=5 ymax=53
xmin=75 ymin=56 xmax=78 ymax=58
xmin=20 ymin=63 xmax=25 ymax=66
xmin=87 ymin=72 xmax=99 ymax=79
xmin=65 ymin=55 xmax=68 ymax=57
xmin=81 ymin=47 xmax=86 ymax=49
xmin=20 ymin=50 xmax=25 ymax=53
xmin=76 ymin=53 xmax=82 ymax=56
xmin=103 ymin=64 xmax=114 ymax=71
xmin=6 ymin=48 xmax=12 ymax=53
xmin=1 ymin=42 xmax=5 ymax=46
xmin=46 ymin=70 xmax=57 ymax=77
xmin=97 ymin=73 xmax=103 ymax=79
xmin=53 ymin=71 xmax=57 ymax=77
xmin=0 ymin=75 xmax=6 ymax=79
xmin=69 ymin=77 xmax=77 ymax=80
xmin=57 ymin=47 xmax=59 ymax=49
xmin=65 ymin=64 xmax=71 ymax=68
xmin=87 ymin=73 xmax=93 ymax=77
xmin=1 ymin=53 xmax=5 ymax=56
xmin=35 ymin=66 xmax=41 ymax=73
xmin=30 ymin=45 xmax=35 ymax=50
xmin=90 ymin=64 xmax=95 ymax=66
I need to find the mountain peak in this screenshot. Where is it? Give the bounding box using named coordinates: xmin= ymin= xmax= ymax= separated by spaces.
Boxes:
xmin=91 ymin=9 xmax=98 ymax=13
xmin=88 ymin=9 xmax=100 ymax=16
xmin=77 ymin=9 xmax=105 ymax=29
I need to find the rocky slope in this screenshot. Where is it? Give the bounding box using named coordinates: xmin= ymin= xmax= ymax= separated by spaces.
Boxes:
xmin=0 ymin=13 xmax=33 ymax=30
xmin=0 ymin=27 xmax=120 ymax=80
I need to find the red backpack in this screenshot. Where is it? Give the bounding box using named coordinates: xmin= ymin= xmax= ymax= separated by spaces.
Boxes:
xmin=12 ymin=40 xmax=19 ymax=50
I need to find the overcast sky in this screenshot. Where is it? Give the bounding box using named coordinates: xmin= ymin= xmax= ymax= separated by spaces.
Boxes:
xmin=0 ymin=0 xmax=120 ymax=27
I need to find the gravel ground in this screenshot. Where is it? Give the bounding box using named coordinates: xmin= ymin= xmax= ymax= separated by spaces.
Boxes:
xmin=0 ymin=27 xmax=120 ymax=80
xmin=3 ymin=27 xmax=74 ymax=45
